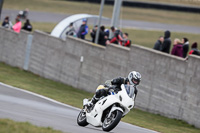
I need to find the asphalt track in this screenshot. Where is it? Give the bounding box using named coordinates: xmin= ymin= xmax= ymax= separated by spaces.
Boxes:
xmin=1 ymin=9 xmax=200 ymax=34
xmin=0 ymin=82 xmax=159 ymax=133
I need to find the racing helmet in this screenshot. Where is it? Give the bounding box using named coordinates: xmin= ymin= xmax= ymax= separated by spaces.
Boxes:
xmin=128 ymin=71 xmax=141 ymax=85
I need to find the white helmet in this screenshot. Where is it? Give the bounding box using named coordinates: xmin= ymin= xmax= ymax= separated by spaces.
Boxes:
xmin=128 ymin=71 xmax=141 ymax=85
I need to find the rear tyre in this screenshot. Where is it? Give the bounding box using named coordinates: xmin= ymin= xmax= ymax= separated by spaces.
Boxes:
xmin=77 ymin=109 xmax=89 ymax=126
xmin=102 ymin=110 xmax=122 ymax=132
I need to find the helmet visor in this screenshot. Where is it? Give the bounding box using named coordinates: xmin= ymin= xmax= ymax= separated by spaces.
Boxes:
xmin=132 ymin=78 xmax=140 ymax=85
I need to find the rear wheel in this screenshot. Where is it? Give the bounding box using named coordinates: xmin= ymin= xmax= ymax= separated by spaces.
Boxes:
xmin=77 ymin=109 xmax=89 ymax=126
xmin=102 ymin=110 xmax=122 ymax=132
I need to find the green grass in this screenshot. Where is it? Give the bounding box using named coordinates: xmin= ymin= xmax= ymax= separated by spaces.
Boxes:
xmin=123 ymin=109 xmax=200 ymax=133
xmin=3 ymin=0 xmax=200 ymax=27
xmin=0 ymin=62 xmax=200 ymax=133
xmin=32 ymin=22 xmax=57 ymax=34
xmin=0 ymin=118 xmax=62 ymax=133
xmin=0 ymin=62 xmax=93 ymax=109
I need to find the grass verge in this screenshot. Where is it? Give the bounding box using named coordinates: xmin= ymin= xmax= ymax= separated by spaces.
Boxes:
xmin=0 ymin=118 xmax=62 ymax=133
xmin=0 ymin=62 xmax=199 ymax=133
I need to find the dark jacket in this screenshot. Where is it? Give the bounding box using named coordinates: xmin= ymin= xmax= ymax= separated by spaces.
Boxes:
xmin=171 ymin=44 xmax=183 ymax=58
xmin=111 ymin=77 xmax=138 ymax=98
xmin=161 ymin=31 xmax=171 ymax=53
xmin=90 ymin=29 xmax=96 ymax=43
xmin=182 ymin=42 xmax=189 ymax=58
xmin=111 ymin=77 xmax=129 ymax=89
xmin=22 ymin=23 xmax=32 ymax=32
xmin=77 ymin=24 xmax=88 ymax=39
xmin=2 ymin=21 xmax=9 ymax=28
xmin=189 ymin=49 xmax=200 ymax=56
xmin=153 ymin=40 xmax=162 ymax=50
xmin=90 ymin=29 xmax=106 ymax=46
xmin=110 ymin=30 xmax=123 ymax=44
xmin=98 ymin=30 xmax=106 ymax=46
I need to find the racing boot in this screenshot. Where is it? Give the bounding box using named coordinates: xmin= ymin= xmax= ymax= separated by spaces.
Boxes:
xmin=87 ymin=96 xmax=98 ymax=109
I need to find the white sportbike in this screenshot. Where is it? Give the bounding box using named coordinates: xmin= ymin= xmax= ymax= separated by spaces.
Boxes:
xmin=77 ymin=84 xmax=136 ymax=132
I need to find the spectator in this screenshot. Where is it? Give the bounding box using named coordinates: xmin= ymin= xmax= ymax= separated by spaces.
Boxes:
xmin=77 ymin=18 xmax=88 ymax=39
xmin=22 ymin=19 xmax=32 ymax=32
xmin=66 ymin=22 xmax=76 ymax=37
xmin=12 ymin=17 xmax=22 ymax=33
xmin=171 ymin=38 xmax=183 ymax=58
xmin=90 ymin=25 xmax=98 ymax=43
xmin=1 ymin=16 xmax=10 ymax=28
xmin=153 ymin=36 xmax=164 ymax=51
xmin=18 ymin=8 xmax=29 ymax=20
xmin=120 ymin=33 xmax=131 ymax=47
xmin=107 ymin=26 xmax=123 ymax=45
xmin=182 ymin=37 xmax=189 ymax=58
xmin=98 ymin=25 xmax=106 ymax=46
xmin=161 ymin=30 xmax=171 ymax=53
xmin=189 ymin=42 xmax=200 ymax=56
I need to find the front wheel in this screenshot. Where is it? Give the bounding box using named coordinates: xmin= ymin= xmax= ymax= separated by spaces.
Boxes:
xmin=102 ymin=110 xmax=122 ymax=132
xmin=77 ymin=109 xmax=89 ymax=126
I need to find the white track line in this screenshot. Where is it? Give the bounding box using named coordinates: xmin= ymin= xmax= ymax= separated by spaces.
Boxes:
xmin=0 ymin=82 xmax=81 ymax=111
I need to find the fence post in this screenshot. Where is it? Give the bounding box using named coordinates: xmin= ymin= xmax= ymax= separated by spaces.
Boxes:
xmin=23 ymin=34 xmax=33 ymax=70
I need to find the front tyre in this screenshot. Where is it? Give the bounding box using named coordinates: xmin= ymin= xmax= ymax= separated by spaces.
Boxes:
xmin=77 ymin=109 xmax=89 ymax=126
xmin=102 ymin=110 xmax=122 ymax=132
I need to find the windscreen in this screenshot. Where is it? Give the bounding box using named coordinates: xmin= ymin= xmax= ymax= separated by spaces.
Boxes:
xmin=124 ymin=85 xmax=135 ymax=98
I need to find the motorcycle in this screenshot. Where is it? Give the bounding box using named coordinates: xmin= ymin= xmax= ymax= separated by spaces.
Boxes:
xmin=77 ymin=83 xmax=136 ymax=132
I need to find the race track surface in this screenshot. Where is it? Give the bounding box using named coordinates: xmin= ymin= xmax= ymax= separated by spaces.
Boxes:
xmin=0 ymin=83 xmax=158 ymax=133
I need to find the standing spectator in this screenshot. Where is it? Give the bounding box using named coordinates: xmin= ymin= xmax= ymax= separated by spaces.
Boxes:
xmin=161 ymin=30 xmax=171 ymax=53
xmin=18 ymin=8 xmax=29 ymax=20
xmin=90 ymin=25 xmax=98 ymax=43
xmin=189 ymin=42 xmax=200 ymax=56
xmin=120 ymin=33 xmax=131 ymax=47
xmin=66 ymin=22 xmax=76 ymax=37
xmin=22 ymin=19 xmax=32 ymax=32
xmin=107 ymin=26 xmax=123 ymax=45
xmin=182 ymin=37 xmax=189 ymax=58
xmin=1 ymin=16 xmax=10 ymax=28
xmin=153 ymin=36 xmax=164 ymax=51
xmin=12 ymin=17 xmax=22 ymax=33
xmin=171 ymin=38 xmax=183 ymax=58
xmin=77 ymin=18 xmax=88 ymax=39
xmin=98 ymin=25 xmax=106 ymax=46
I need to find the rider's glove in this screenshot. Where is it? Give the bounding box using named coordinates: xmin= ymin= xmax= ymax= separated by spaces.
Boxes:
xmin=87 ymin=101 xmax=93 ymax=107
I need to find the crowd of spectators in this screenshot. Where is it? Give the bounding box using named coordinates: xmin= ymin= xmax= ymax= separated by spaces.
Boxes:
xmin=2 ymin=15 xmax=199 ymax=57
xmin=1 ymin=9 xmax=32 ymax=33
xmin=153 ymin=30 xmax=200 ymax=58
xmin=74 ymin=20 xmax=199 ymax=57
xmin=75 ymin=19 xmax=132 ymax=48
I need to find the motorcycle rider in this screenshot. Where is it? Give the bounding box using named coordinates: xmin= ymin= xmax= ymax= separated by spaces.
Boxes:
xmin=87 ymin=71 xmax=141 ymax=107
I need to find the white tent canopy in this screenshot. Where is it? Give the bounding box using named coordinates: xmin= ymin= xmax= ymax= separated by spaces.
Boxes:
xmin=51 ymin=14 xmax=108 ymax=39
